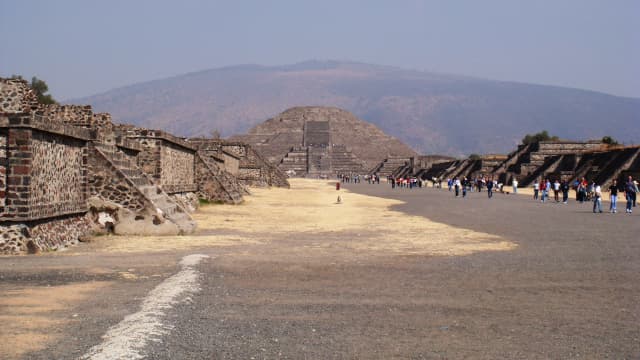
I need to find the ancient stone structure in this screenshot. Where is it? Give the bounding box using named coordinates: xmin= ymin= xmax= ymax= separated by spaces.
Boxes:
xmin=228 ymin=142 xmax=290 ymax=187
xmin=1 ymin=77 xmax=288 ymax=254
xmin=232 ymin=106 xmax=417 ymax=177
xmin=388 ymin=155 xmax=457 ymax=179
xmin=493 ymin=141 xmax=605 ymax=186
xmin=370 ymin=157 xmax=413 ymax=178
xmin=1 ymin=79 xmax=93 ymax=253
xmin=401 ymin=139 xmax=638 ymax=190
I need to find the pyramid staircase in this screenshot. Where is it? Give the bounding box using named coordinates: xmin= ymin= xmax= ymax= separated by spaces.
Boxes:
xmin=330 ymin=145 xmax=365 ymax=175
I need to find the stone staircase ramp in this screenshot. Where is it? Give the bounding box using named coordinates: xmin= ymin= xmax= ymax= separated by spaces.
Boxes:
xmin=94 ymin=145 xmax=196 ymax=234
xmin=493 ymin=143 xmax=534 ymax=174
xmin=520 ymin=155 xmax=565 ymax=187
xmin=197 ymin=152 xmax=245 ymax=204
xmin=593 ymin=147 xmax=640 ymax=187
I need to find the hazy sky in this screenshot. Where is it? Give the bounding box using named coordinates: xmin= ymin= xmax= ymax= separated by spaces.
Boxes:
xmin=1 ymin=0 xmax=638 ymax=100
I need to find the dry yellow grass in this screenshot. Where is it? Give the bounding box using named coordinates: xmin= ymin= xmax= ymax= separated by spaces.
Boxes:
xmin=97 ymin=179 xmax=515 ymax=256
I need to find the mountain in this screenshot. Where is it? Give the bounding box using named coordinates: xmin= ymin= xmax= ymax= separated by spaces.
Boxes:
xmin=73 ymin=60 xmax=640 ymax=156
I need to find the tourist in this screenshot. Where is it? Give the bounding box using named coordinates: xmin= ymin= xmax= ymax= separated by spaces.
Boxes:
xmin=447 ymin=178 xmax=453 ymax=192
xmin=553 ymin=179 xmax=561 ymax=202
xmin=609 ymin=179 xmax=619 ymax=213
xmin=625 ymin=176 xmax=635 ymax=213
xmin=454 ymin=177 xmax=461 ymax=197
xmin=462 ymin=177 xmax=468 ymax=197
xmin=512 ymin=178 xmax=519 ymax=194
xmin=540 ymin=178 xmax=547 ymax=203
xmin=561 ymin=179 xmax=570 ymax=204
xmin=593 ymin=183 xmax=603 ymax=213
xmin=533 ymin=179 xmax=540 ymax=200
xmin=577 ymin=178 xmax=587 ymax=203
xmin=487 ymin=177 xmax=494 ymax=198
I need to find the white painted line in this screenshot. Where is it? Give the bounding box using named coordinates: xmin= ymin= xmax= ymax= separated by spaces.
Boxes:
xmin=80 ymin=254 xmax=210 ymax=360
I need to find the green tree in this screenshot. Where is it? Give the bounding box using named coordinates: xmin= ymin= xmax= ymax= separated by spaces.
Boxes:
xmin=30 ymin=76 xmax=57 ymax=104
xmin=9 ymin=75 xmax=57 ymax=104
xmin=601 ymin=136 xmax=618 ymax=145
xmin=522 ymin=130 xmax=559 ymax=145
xmin=468 ymin=153 xmax=481 ymax=160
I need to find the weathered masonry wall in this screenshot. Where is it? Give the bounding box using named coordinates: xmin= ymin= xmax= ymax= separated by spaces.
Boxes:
xmin=220 ymin=142 xmax=290 ymax=188
xmin=127 ymin=130 xmax=198 ymax=194
xmin=1 ymin=78 xmax=93 ymax=254
xmin=29 ymin=130 xmax=87 ymax=219
xmin=0 ymin=130 xmax=7 ymax=212
xmin=161 ymin=142 xmax=196 ymax=190
xmin=1 ymin=117 xmax=90 ymax=221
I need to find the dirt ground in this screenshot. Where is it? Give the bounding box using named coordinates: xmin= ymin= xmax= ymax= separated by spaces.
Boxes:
xmin=1 ymin=179 xmax=638 ymax=359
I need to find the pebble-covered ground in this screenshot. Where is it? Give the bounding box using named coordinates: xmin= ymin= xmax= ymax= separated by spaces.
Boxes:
xmin=1 ymin=179 xmax=638 ymax=359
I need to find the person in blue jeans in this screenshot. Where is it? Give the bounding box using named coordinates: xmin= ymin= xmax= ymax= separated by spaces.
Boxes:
xmin=625 ymin=176 xmax=635 ymax=213
xmin=593 ymin=184 xmax=603 ymax=213
xmin=609 ymin=179 xmax=619 ymax=213
xmin=487 ymin=177 xmax=494 ymax=198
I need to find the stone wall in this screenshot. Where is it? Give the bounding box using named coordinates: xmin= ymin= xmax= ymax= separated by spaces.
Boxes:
xmin=29 ymin=130 xmax=87 ymax=219
xmin=221 ymin=152 xmax=240 ymax=175
xmin=1 ymin=124 xmax=89 ymax=221
xmin=0 ymin=129 xmax=6 ymax=212
xmin=160 ymin=142 xmax=195 ymax=190
xmin=1 ymin=78 xmax=94 ymax=254
xmin=192 ymin=139 xmax=289 ymax=188
xmin=127 ymin=130 xmax=197 ymax=194
xmin=0 ymin=214 xmax=92 ymax=254
xmin=0 ymin=79 xmax=38 ymax=114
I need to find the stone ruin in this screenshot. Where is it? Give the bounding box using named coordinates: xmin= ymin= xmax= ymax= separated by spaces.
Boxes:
xmin=276 ymin=119 xmax=367 ymax=177
xmin=232 ymin=106 xmax=417 ymax=177
xmin=390 ymin=139 xmax=639 ymax=189
xmin=0 ymin=78 xmax=289 ymax=254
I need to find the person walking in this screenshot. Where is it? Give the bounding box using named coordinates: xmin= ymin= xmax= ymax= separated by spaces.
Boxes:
xmin=593 ymin=183 xmax=603 ymax=213
xmin=540 ymin=178 xmax=547 ymax=203
xmin=544 ymin=178 xmax=551 ymax=200
xmin=454 ymin=177 xmax=460 ymax=197
xmin=561 ymin=179 xmax=570 ymax=204
xmin=609 ymin=179 xmax=619 ymax=213
xmin=487 ymin=177 xmax=494 ymax=198
xmin=625 ymin=176 xmax=635 ymax=213
xmin=533 ymin=180 xmax=540 ymax=200
xmin=512 ymin=178 xmax=519 ymax=194
xmin=578 ymin=177 xmax=587 ymax=203
xmin=462 ymin=177 xmax=468 ymax=198
xmin=553 ymin=179 xmax=561 ymax=202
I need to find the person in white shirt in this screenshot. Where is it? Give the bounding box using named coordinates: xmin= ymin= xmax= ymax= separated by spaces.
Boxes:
xmin=533 ymin=180 xmax=540 ymax=200
xmin=512 ymin=178 xmax=519 ymax=194
xmin=553 ymin=180 xmax=561 ymax=202
xmin=593 ymin=184 xmax=603 ymax=213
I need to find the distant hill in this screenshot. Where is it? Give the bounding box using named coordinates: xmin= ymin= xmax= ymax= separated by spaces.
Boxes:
xmin=74 ymin=60 xmax=640 ymax=156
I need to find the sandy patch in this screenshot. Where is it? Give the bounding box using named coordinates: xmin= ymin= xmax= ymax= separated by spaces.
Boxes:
xmin=0 ymin=281 xmax=111 ymax=359
xmin=96 ymin=179 xmax=515 ymax=256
